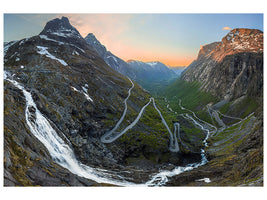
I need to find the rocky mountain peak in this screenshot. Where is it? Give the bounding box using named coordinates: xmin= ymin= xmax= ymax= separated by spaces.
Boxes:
xmin=208 ymin=28 xmax=263 ymax=62
xmin=39 ymin=16 xmax=82 ymax=39
xmin=84 ymin=33 xmax=107 ymax=57
xmin=197 ymin=42 xmax=220 ymax=60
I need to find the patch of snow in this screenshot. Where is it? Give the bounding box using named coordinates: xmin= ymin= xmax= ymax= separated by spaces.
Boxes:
xmin=71 ymin=86 xmax=93 ymax=102
xmin=15 ymin=57 xmax=20 ymax=62
xmin=19 ymin=40 xmax=24 ymax=45
xmin=82 ymin=86 xmax=87 ymax=93
xmin=71 ymin=86 xmax=79 ymax=92
xmin=39 ymin=35 xmax=64 ymax=45
xmin=4 ymin=41 xmax=17 ymax=56
xmin=36 ymin=46 xmax=68 ymax=66
xmin=196 ymin=178 xmax=211 ymax=183
xmin=19 ymin=38 xmax=29 ymax=45
xmin=72 ymin=51 xmax=79 ymax=56
xmin=107 ymin=55 xmax=118 ymax=63
xmin=69 ymin=44 xmax=85 ymax=53
xmin=112 ymin=56 xmax=118 ymax=62
xmin=51 ymin=32 xmax=70 ymax=38
xmin=146 ymin=62 xmax=159 ymax=67
xmin=229 ymin=32 xmax=234 ymax=37
xmin=82 ymin=92 xmax=94 ymax=102
xmin=50 ymin=29 xmax=82 ymax=39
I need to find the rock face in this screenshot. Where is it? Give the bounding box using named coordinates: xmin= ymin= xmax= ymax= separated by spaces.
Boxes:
xmin=182 ymin=28 xmax=263 ymax=100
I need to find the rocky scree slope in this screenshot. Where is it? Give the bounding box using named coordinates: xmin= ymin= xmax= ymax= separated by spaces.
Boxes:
xmin=4 ymin=17 xmax=175 ymax=186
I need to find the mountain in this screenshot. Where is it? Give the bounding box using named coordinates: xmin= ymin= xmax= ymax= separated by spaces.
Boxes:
xmin=84 ymin=33 xmax=177 ymax=94
xmin=182 ymin=28 xmax=263 ymax=101
xmin=127 ymin=60 xmax=177 ymax=80
xmin=170 ymin=66 xmax=186 ymax=76
xmin=127 ymin=60 xmax=178 ymax=94
xmin=4 ymin=17 xmax=184 ymax=186
xmin=164 ymin=28 xmax=263 ymax=186
xmin=84 ymin=33 xmax=135 ymax=78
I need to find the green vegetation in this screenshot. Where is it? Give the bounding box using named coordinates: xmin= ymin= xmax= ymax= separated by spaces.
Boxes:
xmin=136 ymin=77 xmax=177 ymax=95
xmin=208 ymin=115 xmax=254 ymax=156
xmin=219 ymin=96 xmax=259 ymax=118
xmin=163 ymin=79 xmax=218 ymax=111
xmin=117 ymin=102 xmax=172 ymax=152
xmin=5 ymin=127 xmax=34 ymax=186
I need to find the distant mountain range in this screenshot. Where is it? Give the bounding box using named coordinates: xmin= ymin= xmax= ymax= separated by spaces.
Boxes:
xmin=169 ymin=66 xmax=186 ymax=76
xmin=84 ymin=33 xmax=178 ymax=93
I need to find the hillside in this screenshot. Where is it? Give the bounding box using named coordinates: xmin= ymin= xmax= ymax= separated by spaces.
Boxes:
xmin=3 ymin=16 xmax=263 ymax=186
xmin=4 ymin=17 xmax=181 ymax=186
xmin=163 ymin=28 xmax=263 ymax=186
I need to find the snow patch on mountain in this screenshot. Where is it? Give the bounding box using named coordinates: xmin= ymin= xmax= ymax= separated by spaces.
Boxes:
xmin=4 ymin=41 xmax=18 ymax=56
xmin=39 ymin=35 xmax=64 ymax=45
xmin=36 ymin=46 xmax=68 ymax=66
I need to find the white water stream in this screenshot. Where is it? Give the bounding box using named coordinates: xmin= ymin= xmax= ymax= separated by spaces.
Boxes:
xmin=4 ymin=72 xmax=210 ymax=186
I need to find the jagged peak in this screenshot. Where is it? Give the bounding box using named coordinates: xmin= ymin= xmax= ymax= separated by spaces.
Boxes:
xmin=197 ymin=42 xmax=220 ymax=60
xmin=39 ymin=16 xmax=82 ymax=39
xmin=84 ymin=33 xmax=103 ymax=45
xmin=85 ymin=33 xmax=97 ymax=40
xmin=84 ymin=33 xmax=107 ymax=55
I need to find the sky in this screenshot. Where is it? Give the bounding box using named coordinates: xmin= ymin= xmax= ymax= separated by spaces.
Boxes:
xmin=4 ymin=13 xmax=263 ymax=67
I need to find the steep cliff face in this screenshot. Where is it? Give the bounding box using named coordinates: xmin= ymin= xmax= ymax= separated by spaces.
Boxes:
xmin=182 ymin=28 xmax=263 ymax=101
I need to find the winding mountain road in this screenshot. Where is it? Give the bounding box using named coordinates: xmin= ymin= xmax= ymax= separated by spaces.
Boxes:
xmin=101 ymin=79 xmax=180 ymax=152
xmin=101 ymin=98 xmax=152 ymax=143
xmin=4 ymin=72 xmax=212 ymax=186
xmin=100 ymin=78 xmax=134 ymax=142
xmin=179 ymin=99 xmax=217 ymax=132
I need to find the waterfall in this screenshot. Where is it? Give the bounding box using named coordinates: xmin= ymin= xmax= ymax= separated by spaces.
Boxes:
xmin=4 ymin=73 xmax=138 ymax=186
xmin=4 ymin=72 xmax=209 ymax=186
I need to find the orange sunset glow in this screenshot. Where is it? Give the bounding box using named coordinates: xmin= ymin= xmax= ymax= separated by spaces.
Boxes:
xmin=4 ymin=14 xmax=263 ymax=67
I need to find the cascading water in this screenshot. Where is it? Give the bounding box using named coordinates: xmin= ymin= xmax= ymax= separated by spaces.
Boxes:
xmin=146 ymin=118 xmax=210 ymax=186
xmin=4 ymin=72 xmax=211 ymax=186
xmin=4 ymin=72 xmax=140 ymax=186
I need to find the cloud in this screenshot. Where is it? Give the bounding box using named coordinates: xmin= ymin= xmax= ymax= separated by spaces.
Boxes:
xmin=223 ymin=26 xmax=232 ymax=30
